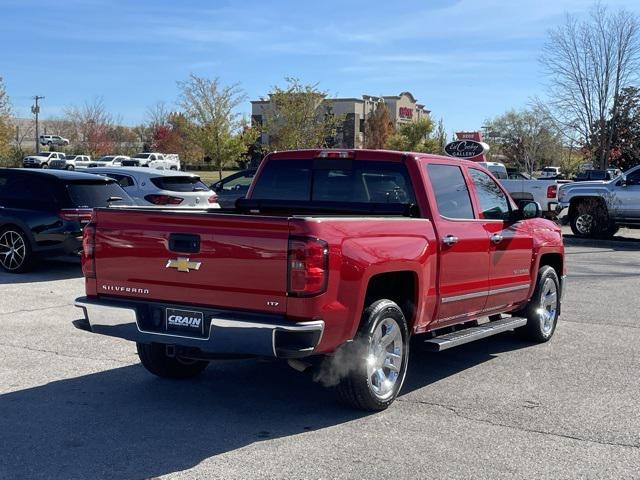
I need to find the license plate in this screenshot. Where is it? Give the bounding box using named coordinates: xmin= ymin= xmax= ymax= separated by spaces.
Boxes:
xmin=165 ymin=308 xmax=205 ymax=336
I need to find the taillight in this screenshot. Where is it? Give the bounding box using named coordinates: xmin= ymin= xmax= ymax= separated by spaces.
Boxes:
xmin=208 ymin=193 xmax=218 ymax=204
xmin=144 ymin=194 xmax=184 ymax=205
xmin=59 ymin=208 xmax=93 ymax=223
xmin=316 ymin=150 xmax=354 ymax=159
xmin=547 ymin=184 xmax=557 ymax=199
xmin=81 ymin=223 xmax=96 ymax=278
xmin=287 ymin=237 xmax=329 ymax=297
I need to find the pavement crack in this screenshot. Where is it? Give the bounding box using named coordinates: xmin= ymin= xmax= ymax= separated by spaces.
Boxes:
xmin=0 ymin=342 xmax=129 ymax=365
xmin=397 ymin=398 xmax=639 ymax=449
xmin=0 ymin=303 xmax=74 ymax=317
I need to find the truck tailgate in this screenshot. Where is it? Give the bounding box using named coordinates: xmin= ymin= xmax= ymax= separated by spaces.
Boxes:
xmin=93 ymin=209 xmax=289 ymax=313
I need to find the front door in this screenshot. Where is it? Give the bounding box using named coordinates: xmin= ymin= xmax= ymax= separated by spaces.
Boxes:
xmin=425 ymin=163 xmax=490 ymax=325
xmin=614 ymin=167 xmax=640 ymax=221
xmin=468 ymin=168 xmax=533 ymax=312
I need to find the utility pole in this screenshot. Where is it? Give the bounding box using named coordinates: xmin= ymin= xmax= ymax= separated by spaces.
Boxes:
xmin=31 ymin=96 xmax=44 ymax=151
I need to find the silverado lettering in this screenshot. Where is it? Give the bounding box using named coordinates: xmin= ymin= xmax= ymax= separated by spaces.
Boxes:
xmin=75 ymin=148 xmax=565 ymax=411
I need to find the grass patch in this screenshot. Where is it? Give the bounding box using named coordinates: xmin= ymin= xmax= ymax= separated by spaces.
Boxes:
xmin=186 ymin=170 xmax=239 ymax=185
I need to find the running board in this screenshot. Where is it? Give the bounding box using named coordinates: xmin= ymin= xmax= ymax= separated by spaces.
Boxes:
xmin=423 ymin=316 xmax=527 ymax=352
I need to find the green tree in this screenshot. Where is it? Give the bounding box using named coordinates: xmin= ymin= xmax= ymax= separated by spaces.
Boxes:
xmin=178 ymin=74 xmax=246 ymax=179
xmin=385 ymin=117 xmax=445 ymax=153
xmin=483 ymin=107 xmax=563 ymax=174
xmin=259 ymin=78 xmax=342 ymax=152
xmin=0 ymin=77 xmax=13 ymax=165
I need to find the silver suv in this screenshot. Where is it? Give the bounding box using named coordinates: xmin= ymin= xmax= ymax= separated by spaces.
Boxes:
xmin=557 ymin=165 xmax=640 ymax=238
xmin=39 ymin=135 xmax=69 ymax=146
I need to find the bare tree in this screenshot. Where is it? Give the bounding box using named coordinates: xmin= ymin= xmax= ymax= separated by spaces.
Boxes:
xmin=540 ymin=3 xmax=640 ymax=168
xmin=64 ymin=97 xmax=114 ymax=156
xmin=0 ymin=76 xmax=12 ymax=163
xmin=145 ymin=101 xmax=170 ymax=128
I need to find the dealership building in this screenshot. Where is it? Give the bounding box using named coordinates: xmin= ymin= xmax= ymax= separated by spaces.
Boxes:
xmin=251 ymin=91 xmax=430 ymax=149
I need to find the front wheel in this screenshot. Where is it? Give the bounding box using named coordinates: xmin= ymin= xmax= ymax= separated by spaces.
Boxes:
xmin=136 ymin=342 xmax=209 ymax=379
xmin=66 ymin=165 xmax=75 ymax=170
xmin=336 ymin=299 xmax=409 ymax=411
xmin=41 ymin=163 xmax=49 ymax=169
xmin=517 ymin=266 xmax=560 ymax=342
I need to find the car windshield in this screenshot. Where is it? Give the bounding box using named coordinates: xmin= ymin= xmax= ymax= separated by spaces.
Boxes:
xmin=66 ymin=181 xmax=133 ymax=207
xmin=133 ymin=153 xmax=151 ymax=159
xmin=37 ymin=152 xmax=50 ymax=156
xmin=98 ymin=156 xmax=115 ymax=162
xmin=150 ymin=176 xmax=209 ymax=192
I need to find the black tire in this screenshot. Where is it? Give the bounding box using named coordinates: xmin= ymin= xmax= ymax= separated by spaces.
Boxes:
xmin=41 ymin=163 xmax=49 ymax=169
xmin=336 ymin=299 xmax=409 ymax=411
xmin=0 ymin=227 xmax=34 ymax=273
xmin=136 ymin=342 xmax=209 ymax=379
xmin=570 ymin=199 xmax=615 ymax=238
xmin=66 ymin=165 xmax=75 ymax=171
xmin=517 ymin=266 xmax=560 ymax=343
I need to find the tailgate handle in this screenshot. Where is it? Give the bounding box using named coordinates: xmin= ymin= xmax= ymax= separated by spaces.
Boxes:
xmin=169 ymin=234 xmax=200 ymax=253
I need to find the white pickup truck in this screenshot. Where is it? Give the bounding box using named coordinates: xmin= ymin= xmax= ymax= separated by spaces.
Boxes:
xmin=123 ymin=152 xmax=180 ymax=170
xmin=477 ymin=162 xmax=564 ymax=218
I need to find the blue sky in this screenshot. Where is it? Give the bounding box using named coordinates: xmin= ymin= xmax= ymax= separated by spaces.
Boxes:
xmin=2 ymin=0 xmax=640 ymax=134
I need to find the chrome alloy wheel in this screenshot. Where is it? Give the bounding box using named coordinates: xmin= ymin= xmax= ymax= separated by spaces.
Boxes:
xmin=538 ymin=277 xmax=558 ymax=336
xmin=367 ymin=317 xmax=404 ymax=400
xmin=575 ymin=213 xmax=594 ymax=235
xmin=0 ymin=230 xmax=26 ymax=271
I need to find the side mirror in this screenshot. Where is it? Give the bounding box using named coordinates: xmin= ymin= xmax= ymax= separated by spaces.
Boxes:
xmin=512 ymin=200 xmax=542 ymax=221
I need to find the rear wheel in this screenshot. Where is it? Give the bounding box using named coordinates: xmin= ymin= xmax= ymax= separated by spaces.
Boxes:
xmin=136 ymin=342 xmax=209 ymax=379
xmin=0 ymin=227 xmax=33 ymax=273
xmin=336 ymin=299 xmax=409 ymax=411
xmin=517 ymin=266 xmax=560 ymax=343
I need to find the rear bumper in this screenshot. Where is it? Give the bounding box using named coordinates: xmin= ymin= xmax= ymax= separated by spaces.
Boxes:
xmin=74 ymin=296 xmax=324 ymax=359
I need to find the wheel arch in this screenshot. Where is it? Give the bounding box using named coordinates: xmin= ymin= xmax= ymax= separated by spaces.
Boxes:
xmin=568 ymin=195 xmax=607 ymax=217
xmin=362 ymin=270 xmax=419 ymax=333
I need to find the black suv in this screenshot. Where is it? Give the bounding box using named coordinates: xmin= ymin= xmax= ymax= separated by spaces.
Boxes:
xmin=0 ymin=168 xmax=132 ymax=273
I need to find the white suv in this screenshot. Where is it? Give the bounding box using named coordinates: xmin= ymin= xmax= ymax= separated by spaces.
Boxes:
xmin=22 ymin=152 xmax=65 ymax=168
xmin=39 ymin=135 xmax=69 ymax=146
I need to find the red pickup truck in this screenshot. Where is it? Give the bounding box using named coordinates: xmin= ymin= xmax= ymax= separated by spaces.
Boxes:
xmin=75 ymin=149 xmax=565 ymax=411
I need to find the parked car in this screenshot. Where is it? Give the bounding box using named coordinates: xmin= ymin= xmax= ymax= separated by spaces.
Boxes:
xmin=540 ymin=166 xmax=562 ymax=178
xmin=123 ymin=153 xmax=180 ymax=170
xmin=558 ymin=165 xmax=640 ymax=238
xmin=88 ymin=155 xmax=130 ymax=167
xmin=22 ymin=152 xmax=65 ymax=169
xmin=86 ymin=167 xmax=219 ymax=207
xmin=0 ymin=168 xmax=133 ymax=273
xmin=477 ymin=161 xmax=508 ymax=179
xmin=211 ymin=168 xmax=256 ymax=208
xmin=49 ymin=154 xmax=91 ymax=170
xmin=74 ymin=149 xmax=565 ymax=411
xmin=39 ymin=134 xmax=69 ymax=146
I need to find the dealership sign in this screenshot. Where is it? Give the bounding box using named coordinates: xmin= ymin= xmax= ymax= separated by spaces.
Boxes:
xmin=444 ymin=140 xmax=489 ymax=159
xmin=398 ymin=107 xmax=413 ymax=119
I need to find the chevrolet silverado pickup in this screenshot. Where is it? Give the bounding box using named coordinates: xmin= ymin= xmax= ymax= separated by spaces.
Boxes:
xmin=74 ymin=149 xmax=566 ymax=411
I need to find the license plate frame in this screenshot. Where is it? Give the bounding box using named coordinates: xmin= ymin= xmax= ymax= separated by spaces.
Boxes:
xmin=165 ymin=307 xmax=205 ymax=337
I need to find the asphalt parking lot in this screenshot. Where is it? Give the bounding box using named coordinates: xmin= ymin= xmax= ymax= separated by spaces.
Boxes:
xmin=1 ymin=236 xmax=639 ymax=479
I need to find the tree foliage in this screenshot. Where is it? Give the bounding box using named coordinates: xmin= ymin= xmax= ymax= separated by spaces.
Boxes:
xmin=258 ymin=78 xmax=342 ymax=152
xmin=540 ymin=3 xmax=640 ymax=168
xmin=0 ymin=77 xmax=13 ymax=165
xmin=483 ymin=107 xmax=564 ymax=174
xmin=385 ymin=117 xmax=445 ymax=153
xmin=178 ymin=74 xmax=247 ymax=178
xmin=364 ymin=102 xmax=394 ymax=149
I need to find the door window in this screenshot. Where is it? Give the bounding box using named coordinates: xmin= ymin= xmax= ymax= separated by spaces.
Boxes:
xmin=426 ymin=164 xmax=474 ymax=219
xmin=625 ymin=168 xmax=640 ymax=186
xmin=221 ymin=173 xmax=254 ymax=192
xmin=469 ymin=168 xmax=510 ymax=220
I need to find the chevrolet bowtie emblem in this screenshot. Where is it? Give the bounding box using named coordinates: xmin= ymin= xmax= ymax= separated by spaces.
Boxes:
xmin=166 ymin=257 xmax=202 ymax=273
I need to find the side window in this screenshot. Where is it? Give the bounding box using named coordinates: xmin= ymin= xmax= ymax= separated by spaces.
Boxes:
xmin=626 ymin=168 xmax=640 ymax=186
xmin=222 ymin=174 xmax=253 ymax=192
xmin=469 ymin=169 xmax=510 ymax=220
xmin=426 ymin=164 xmax=474 ymax=219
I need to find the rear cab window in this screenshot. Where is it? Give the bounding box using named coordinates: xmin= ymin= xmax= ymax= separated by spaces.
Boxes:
xmin=251 ymin=159 xmax=416 ymax=205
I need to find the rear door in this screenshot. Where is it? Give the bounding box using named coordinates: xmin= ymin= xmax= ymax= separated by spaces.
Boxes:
xmin=93 ymin=210 xmax=290 ymax=313
xmin=424 ymin=162 xmax=490 ymax=325
xmin=467 ymin=167 xmax=533 ymax=312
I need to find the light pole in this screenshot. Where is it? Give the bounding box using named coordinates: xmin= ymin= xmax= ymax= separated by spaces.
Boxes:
xmin=31 ymin=96 xmax=44 ymax=151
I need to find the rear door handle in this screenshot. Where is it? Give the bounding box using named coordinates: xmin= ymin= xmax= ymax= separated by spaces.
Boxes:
xmin=490 ymin=234 xmax=504 ymax=244
xmin=443 ymin=235 xmax=459 ymax=246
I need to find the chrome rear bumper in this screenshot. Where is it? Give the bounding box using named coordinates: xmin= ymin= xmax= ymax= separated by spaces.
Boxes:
xmin=74 ymin=296 xmax=324 ymax=359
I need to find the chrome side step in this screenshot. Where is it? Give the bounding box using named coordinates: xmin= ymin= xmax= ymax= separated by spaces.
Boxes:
xmin=423 ymin=316 xmax=527 ymax=352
